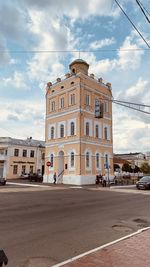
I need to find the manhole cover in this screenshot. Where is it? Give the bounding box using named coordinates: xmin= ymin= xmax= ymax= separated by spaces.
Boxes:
xmin=112 ymin=224 xmax=132 ymax=232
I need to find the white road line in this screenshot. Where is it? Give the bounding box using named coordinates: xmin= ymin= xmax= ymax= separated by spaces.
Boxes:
xmin=7 ymin=182 xmax=50 ymax=188
xmin=51 ymin=227 xmax=150 ymax=267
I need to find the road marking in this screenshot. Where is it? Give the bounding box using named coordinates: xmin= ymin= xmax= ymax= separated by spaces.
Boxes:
xmin=7 ymin=182 xmax=49 ymax=188
xmin=51 ymin=226 xmax=150 ymax=267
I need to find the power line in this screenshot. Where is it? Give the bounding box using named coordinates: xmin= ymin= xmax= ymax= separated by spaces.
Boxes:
xmin=136 ymin=0 xmax=150 ymax=23
xmin=0 ymin=48 xmax=149 ymax=54
xmin=114 ymin=0 xmax=150 ymax=48
xmin=137 ymin=0 xmax=150 ymax=16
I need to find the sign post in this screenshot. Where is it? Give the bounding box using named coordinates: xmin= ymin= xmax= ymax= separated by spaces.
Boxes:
xmin=46 ymin=161 xmax=51 ymax=167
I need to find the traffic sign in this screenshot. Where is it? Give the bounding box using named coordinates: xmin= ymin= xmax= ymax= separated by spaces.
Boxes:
xmin=46 ymin=161 xmax=51 ymax=167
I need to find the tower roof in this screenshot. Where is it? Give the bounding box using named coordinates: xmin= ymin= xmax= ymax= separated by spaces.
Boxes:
xmin=69 ymin=58 xmax=89 ymax=68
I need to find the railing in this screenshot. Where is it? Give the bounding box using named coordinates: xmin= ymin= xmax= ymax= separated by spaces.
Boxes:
xmin=57 ymin=170 xmax=64 ymax=183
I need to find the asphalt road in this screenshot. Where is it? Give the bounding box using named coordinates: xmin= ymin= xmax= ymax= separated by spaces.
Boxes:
xmin=0 ymin=186 xmax=150 ymax=267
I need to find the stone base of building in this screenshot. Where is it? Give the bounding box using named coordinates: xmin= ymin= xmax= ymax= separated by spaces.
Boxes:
xmin=43 ymin=174 xmax=115 ymax=185
xmin=43 ymin=174 xmax=96 ymax=185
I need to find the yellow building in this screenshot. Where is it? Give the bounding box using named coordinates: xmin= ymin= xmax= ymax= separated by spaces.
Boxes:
xmin=0 ymin=137 xmax=45 ymax=179
xmin=44 ymin=59 xmax=113 ymax=185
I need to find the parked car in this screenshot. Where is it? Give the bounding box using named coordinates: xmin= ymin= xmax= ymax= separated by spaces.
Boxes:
xmin=20 ymin=173 xmax=30 ymax=179
xmin=29 ymin=173 xmax=43 ymax=182
xmin=136 ymin=176 xmax=150 ymax=190
xmin=0 ymin=177 xmax=6 ymax=186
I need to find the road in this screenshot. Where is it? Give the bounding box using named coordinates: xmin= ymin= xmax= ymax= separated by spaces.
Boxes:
xmin=0 ymin=185 xmax=150 ymax=267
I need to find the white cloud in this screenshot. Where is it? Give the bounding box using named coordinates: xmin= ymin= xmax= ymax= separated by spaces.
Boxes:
xmin=1 ymin=71 xmax=28 ymax=90
xmin=90 ymin=37 xmax=115 ymax=49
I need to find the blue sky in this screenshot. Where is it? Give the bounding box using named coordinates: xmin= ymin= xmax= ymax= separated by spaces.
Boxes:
xmin=0 ymin=0 xmax=150 ymax=153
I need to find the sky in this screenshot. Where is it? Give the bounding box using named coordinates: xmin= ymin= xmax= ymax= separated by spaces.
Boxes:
xmin=0 ymin=0 xmax=150 ymax=154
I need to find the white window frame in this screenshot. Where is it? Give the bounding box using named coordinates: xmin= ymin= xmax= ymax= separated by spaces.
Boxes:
xmin=60 ymin=97 xmax=64 ymax=109
xmin=48 ymin=123 xmax=56 ymax=139
xmin=70 ymin=93 xmax=75 ymax=105
xmin=67 ymin=118 xmax=76 ymax=136
xmin=85 ymin=150 xmax=92 ymax=170
xmin=68 ymin=150 xmax=76 ymax=170
xmin=58 ymin=121 xmax=66 ymax=138
xmin=103 ymin=124 xmax=110 ymax=140
xmin=84 ymin=119 xmax=92 ymax=137
xmin=51 ymin=101 xmax=55 ymax=112
xmin=85 ymin=94 xmax=90 ymax=106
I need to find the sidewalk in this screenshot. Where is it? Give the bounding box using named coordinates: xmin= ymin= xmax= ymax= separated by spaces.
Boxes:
xmin=52 ymin=227 xmax=150 ymax=267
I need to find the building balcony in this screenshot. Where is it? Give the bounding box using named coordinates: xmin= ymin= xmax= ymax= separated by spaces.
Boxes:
xmin=0 ymin=154 xmax=7 ymax=161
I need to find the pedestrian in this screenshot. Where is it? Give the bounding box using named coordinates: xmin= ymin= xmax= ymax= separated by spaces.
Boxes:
xmin=102 ymin=175 xmax=106 ymax=187
xmin=53 ymin=172 xmax=57 ymax=184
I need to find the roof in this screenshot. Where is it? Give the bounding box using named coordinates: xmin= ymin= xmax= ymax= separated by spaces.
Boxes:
xmin=0 ymin=137 xmax=45 ymax=148
xmin=69 ymin=58 xmax=89 ymax=68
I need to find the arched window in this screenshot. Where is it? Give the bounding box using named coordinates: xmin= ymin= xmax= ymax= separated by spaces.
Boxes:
xmin=104 ymin=127 xmax=108 ymax=140
xmin=50 ymin=154 xmax=54 ymax=167
xmin=96 ymin=153 xmax=99 ymax=168
xmin=51 ymin=126 xmax=54 ymax=139
xmin=71 ymin=152 xmax=75 ymax=167
xmin=95 ymin=125 xmax=99 ymax=138
xmin=86 ymin=122 xmax=89 ymax=136
xmin=86 ymin=152 xmax=90 ymax=168
xmin=71 ymin=122 xmax=75 ymax=136
xmin=60 ymin=124 xmax=64 ymax=138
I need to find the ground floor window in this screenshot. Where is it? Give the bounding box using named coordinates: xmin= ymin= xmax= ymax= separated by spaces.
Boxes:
xmin=13 ymin=165 xmax=18 ymax=175
xmin=71 ymin=152 xmax=75 ymax=167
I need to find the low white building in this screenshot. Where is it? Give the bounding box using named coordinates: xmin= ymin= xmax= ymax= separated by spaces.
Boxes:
xmin=0 ymin=137 xmax=45 ymax=179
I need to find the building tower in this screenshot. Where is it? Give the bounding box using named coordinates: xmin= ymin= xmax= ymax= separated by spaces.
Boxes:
xmin=44 ymin=59 xmax=113 ymax=185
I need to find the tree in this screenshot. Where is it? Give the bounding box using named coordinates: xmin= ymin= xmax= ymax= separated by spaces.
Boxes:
xmin=114 ymin=163 xmax=120 ymax=171
xmin=140 ymin=163 xmax=150 ymax=174
xmin=122 ymin=163 xmax=132 ymax=172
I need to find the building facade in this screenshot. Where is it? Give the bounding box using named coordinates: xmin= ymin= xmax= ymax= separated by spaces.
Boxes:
xmin=0 ymin=137 xmax=45 ymax=179
xmin=44 ymin=59 xmax=113 ymax=185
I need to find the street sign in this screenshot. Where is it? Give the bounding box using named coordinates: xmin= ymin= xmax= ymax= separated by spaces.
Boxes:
xmin=46 ymin=161 xmax=51 ymax=167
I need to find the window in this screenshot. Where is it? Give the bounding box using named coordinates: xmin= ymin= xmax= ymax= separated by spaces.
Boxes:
xmin=51 ymin=101 xmax=55 ymax=111
xmin=30 ymin=166 xmax=34 ymax=173
xmin=13 ymin=165 xmax=18 ymax=175
xmin=86 ymin=122 xmax=89 ymax=136
xmin=51 ymin=126 xmax=55 ymax=139
xmin=71 ymin=122 xmax=75 ymax=136
xmin=86 ymin=152 xmax=90 ymax=168
xmin=14 ymin=149 xmax=19 ymax=157
xmin=85 ymin=95 xmax=90 ymax=106
xmin=96 ymin=153 xmax=100 ymax=168
xmin=71 ymin=152 xmax=75 ymax=167
xmin=50 ymin=154 xmax=54 ymax=167
xmin=104 ymin=101 xmax=108 ymax=112
xmin=42 ymin=153 xmax=45 ymax=160
xmin=30 ymin=150 xmax=34 ymax=157
xmin=22 ymin=165 xmax=26 ymax=174
xmin=104 ymin=127 xmax=108 ymax=140
xmin=95 ymin=125 xmax=99 ymax=138
xmin=60 ymin=97 xmax=64 ymax=109
xmin=23 ymin=150 xmax=27 ymax=157
xmin=60 ymin=124 xmax=64 ymax=138
xmin=70 ymin=94 xmax=75 ymax=105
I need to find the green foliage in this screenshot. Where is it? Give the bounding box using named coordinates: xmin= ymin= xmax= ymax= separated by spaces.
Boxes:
xmin=114 ymin=163 xmax=120 ymax=171
xmin=140 ymin=163 xmax=150 ymax=174
xmin=122 ymin=163 xmax=132 ymax=172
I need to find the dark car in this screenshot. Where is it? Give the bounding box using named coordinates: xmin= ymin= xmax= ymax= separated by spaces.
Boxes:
xmin=29 ymin=173 xmax=43 ymax=182
xmin=0 ymin=177 xmax=6 ymax=186
xmin=136 ymin=176 xmax=150 ymax=190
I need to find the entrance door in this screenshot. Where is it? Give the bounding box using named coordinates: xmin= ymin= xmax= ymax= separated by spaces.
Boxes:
xmin=58 ymin=151 xmax=64 ymax=183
